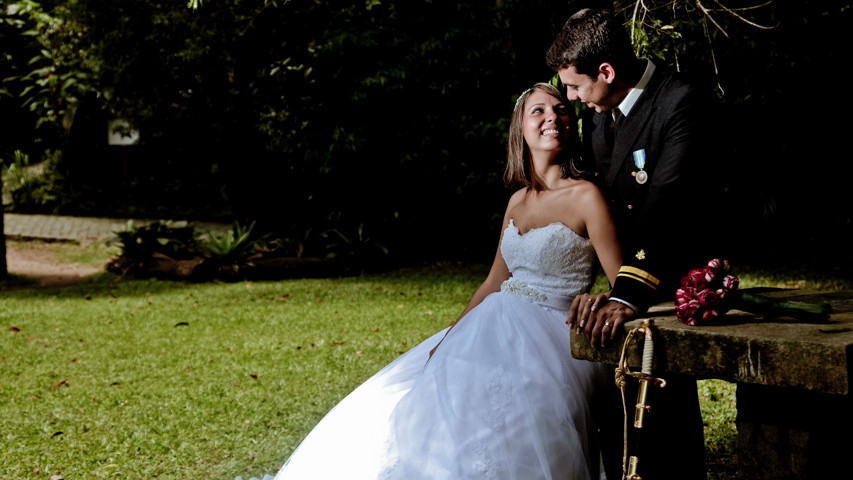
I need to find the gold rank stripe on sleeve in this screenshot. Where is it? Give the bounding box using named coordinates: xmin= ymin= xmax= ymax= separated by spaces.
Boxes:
xmin=616 ymin=266 xmax=661 ymax=291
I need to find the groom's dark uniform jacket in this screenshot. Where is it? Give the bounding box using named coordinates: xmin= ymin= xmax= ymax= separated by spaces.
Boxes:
xmin=586 ymin=61 xmax=716 ymax=311
xmin=584 ymin=60 xmax=718 ymax=480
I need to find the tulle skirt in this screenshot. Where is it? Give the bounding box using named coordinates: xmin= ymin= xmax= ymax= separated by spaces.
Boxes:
xmin=271 ymin=290 xmax=607 ymax=480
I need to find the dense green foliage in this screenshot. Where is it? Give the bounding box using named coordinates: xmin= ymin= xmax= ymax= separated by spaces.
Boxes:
xmin=110 ymin=219 xmax=202 ymax=262
xmin=106 ymin=218 xmax=390 ymax=280
xmin=2 ymin=0 xmax=573 ymax=263
xmin=1 ymin=1 xmax=851 ymax=268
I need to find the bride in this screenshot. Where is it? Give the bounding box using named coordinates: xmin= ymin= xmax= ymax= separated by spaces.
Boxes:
xmin=250 ymin=83 xmax=622 ymax=480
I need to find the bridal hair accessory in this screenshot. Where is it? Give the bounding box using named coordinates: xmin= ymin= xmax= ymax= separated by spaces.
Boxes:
xmin=615 ymin=319 xmax=666 ymax=480
xmin=514 ymin=88 xmax=533 ymax=109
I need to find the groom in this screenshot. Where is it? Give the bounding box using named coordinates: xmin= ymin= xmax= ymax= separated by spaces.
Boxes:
xmin=547 ymin=8 xmax=718 ymax=480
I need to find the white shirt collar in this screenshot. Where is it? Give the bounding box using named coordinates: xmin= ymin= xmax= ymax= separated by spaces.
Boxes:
xmin=614 ymin=58 xmax=655 ymax=120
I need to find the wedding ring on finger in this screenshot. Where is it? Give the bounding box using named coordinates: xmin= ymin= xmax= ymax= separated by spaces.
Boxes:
xmin=604 ymin=322 xmax=612 ymax=328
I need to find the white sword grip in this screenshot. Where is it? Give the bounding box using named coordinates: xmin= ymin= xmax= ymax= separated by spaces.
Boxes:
xmin=641 ymin=332 xmax=653 ymax=375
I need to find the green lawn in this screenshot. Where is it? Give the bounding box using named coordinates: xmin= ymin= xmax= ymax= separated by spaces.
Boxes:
xmin=2 ymin=245 xmax=850 ymax=479
xmin=1 ymin=262 xmax=481 ymax=479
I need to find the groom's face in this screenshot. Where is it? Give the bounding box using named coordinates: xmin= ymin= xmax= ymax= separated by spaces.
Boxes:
xmin=558 ymin=66 xmax=616 ymax=113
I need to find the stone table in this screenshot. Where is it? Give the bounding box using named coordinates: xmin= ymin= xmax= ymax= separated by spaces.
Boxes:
xmin=571 ymin=289 xmax=853 ymax=479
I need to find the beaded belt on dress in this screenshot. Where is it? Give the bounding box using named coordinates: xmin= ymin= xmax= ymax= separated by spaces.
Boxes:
xmin=500 ymin=279 xmax=574 ymax=311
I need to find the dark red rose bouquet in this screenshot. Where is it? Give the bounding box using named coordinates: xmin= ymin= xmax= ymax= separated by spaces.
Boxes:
xmin=675 ymin=259 xmax=738 ymax=325
xmin=675 ymin=259 xmax=831 ymax=326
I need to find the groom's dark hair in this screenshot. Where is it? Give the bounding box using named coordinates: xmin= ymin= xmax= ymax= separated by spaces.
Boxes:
xmin=545 ymin=8 xmax=636 ymax=77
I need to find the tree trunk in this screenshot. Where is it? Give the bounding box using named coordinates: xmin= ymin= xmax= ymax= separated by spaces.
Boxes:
xmin=0 ymin=180 xmax=7 ymax=279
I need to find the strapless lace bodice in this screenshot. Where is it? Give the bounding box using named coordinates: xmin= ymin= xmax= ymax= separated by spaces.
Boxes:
xmin=501 ymin=219 xmax=595 ymax=298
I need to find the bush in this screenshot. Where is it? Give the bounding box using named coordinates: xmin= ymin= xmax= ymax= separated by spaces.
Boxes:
xmin=105 ymin=220 xmax=379 ymax=281
xmin=1 ymin=150 xmax=65 ymax=213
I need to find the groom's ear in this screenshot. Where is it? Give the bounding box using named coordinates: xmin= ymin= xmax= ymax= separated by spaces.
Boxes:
xmin=597 ymin=63 xmax=617 ymax=84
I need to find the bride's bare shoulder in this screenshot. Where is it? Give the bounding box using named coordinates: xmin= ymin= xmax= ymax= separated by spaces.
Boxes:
xmin=507 ymin=187 xmax=530 ymax=206
xmin=563 ymin=178 xmax=603 ymax=197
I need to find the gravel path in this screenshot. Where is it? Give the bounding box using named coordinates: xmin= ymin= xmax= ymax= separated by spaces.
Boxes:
xmin=5 ymin=243 xmax=104 ymax=288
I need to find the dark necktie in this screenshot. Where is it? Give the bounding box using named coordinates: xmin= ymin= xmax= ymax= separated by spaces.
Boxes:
xmin=606 ymin=108 xmax=624 ymax=147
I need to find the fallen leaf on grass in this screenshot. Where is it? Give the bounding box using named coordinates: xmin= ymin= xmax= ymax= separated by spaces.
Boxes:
xmin=50 ymin=380 xmax=69 ymax=390
xmin=9 ymin=326 xmax=20 ymax=332
xmin=174 ymin=322 xmax=189 ymax=327
xmin=51 ymin=431 xmax=63 ymax=437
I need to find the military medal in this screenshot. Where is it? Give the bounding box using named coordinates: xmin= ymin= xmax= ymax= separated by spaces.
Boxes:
xmin=632 ymin=149 xmax=648 ymax=184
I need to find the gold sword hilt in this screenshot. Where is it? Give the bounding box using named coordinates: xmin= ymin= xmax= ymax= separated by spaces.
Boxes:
xmin=617 ymin=320 xmax=667 ymax=480
xmin=627 ymin=455 xmax=642 ymax=480
xmin=620 ymin=320 xmax=666 ymax=429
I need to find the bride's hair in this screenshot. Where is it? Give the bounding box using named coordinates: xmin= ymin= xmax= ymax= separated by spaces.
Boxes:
xmin=504 ymin=83 xmax=585 ymax=190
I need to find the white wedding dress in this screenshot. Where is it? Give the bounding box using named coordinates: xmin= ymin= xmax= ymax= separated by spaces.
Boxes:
xmin=250 ymin=220 xmax=608 ymax=480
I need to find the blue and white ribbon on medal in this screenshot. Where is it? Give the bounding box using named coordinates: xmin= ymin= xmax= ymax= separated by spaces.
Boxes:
xmin=632 ymin=149 xmax=648 ymax=184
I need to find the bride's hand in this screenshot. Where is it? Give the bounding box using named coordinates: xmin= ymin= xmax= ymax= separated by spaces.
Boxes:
xmin=566 ymin=292 xmax=609 ymax=332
